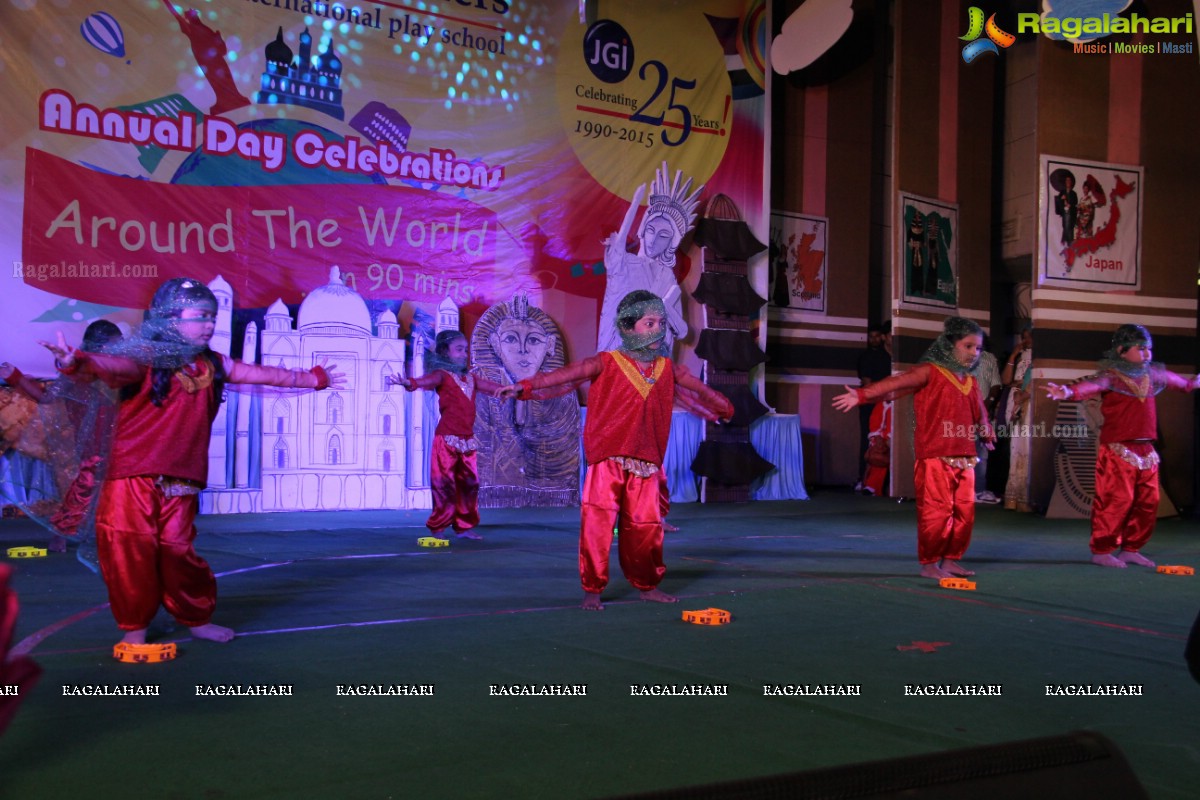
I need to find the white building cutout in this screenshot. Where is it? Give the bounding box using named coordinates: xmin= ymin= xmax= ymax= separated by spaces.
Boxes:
xmin=202 ymin=267 xmax=450 ymax=514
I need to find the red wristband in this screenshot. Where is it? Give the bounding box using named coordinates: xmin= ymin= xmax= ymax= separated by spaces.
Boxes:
xmin=58 ymin=350 xmax=85 ymax=375
xmin=311 ymin=365 xmax=330 ymax=390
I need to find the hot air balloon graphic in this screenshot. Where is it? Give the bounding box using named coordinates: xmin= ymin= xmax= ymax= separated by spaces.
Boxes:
xmin=80 ymin=11 xmax=128 ymax=62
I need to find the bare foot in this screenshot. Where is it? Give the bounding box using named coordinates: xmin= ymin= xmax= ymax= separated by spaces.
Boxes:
xmin=1091 ymin=553 xmax=1126 ymax=568
xmin=920 ymin=564 xmax=951 ymax=580
xmin=190 ymin=623 xmax=235 ymax=643
xmin=941 ymin=560 xmax=975 ymax=577
xmin=639 ymin=588 xmax=678 ymax=604
xmin=582 ymin=592 xmax=604 ymax=611
xmin=662 ymin=521 xmax=680 ymax=533
xmin=1118 ymin=550 xmax=1155 ymax=568
xmin=120 ymin=628 xmax=148 ymax=645
xmin=455 ymin=530 xmax=483 ymax=540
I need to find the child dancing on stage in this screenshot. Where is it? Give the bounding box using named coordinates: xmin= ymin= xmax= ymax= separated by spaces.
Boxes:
xmin=1 ymin=320 xmax=125 ymax=552
xmin=1046 ymin=324 xmax=1198 ymax=568
xmin=833 ymin=317 xmax=995 ymax=580
xmin=500 ymin=291 xmax=733 ymax=610
xmin=42 ymin=278 xmax=342 ymax=647
xmin=389 ymin=330 xmax=507 ymax=540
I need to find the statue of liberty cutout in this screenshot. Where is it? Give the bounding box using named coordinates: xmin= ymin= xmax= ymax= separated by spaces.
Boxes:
xmin=596 ymin=162 xmax=704 ymax=356
xmin=159 ymin=1 xmax=251 ymax=116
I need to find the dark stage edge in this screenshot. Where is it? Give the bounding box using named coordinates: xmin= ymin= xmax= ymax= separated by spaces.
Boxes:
xmin=1 ymin=494 xmax=1198 ymax=800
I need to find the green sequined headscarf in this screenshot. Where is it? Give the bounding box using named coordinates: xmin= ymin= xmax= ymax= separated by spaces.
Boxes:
xmin=615 ymin=290 xmax=668 ymax=362
xmin=427 ymin=330 xmax=469 ymax=375
xmin=1098 ymin=323 xmax=1162 ymax=380
xmin=919 ymin=316 xmax=984 ymax=375
xmin=103 ymin=277 xmax=218 ymax=370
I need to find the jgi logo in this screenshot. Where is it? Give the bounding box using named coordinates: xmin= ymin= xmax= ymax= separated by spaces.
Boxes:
xmin=584 ymin=19 xmax=633 ymax=83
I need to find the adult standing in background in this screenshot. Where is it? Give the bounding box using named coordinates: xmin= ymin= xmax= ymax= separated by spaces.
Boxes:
xmin=1001 ymin=325 xmax=1034 ymax=512
xmin=855 ymin=321 xmax=892 ymax=493
xmin=974 ymin=334 xmax=1003 ymax=504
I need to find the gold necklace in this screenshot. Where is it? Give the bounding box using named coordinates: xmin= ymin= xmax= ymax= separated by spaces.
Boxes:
xmin=450 ymin=372 xmax=473 ymax=397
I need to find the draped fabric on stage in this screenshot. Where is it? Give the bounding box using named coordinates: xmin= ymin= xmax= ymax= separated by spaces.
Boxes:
xmin=664 ymin=411 xmax=704 ymax=503
xmin=0 ymin=454 xmax=56 ymax=509
xmin=750 ymin=414 xmax=808 ymax=500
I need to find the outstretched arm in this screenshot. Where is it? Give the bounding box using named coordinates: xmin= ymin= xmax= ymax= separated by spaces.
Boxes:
xmin=387 ymin=370 xmax=443 ymax=392
xmin=832 ymin=365 xmax=929 ymax=412
xmin=226 ymin=356 xmax=343 ymax=390
xmin=672 ymin=364 xmax=733 ymax=422
xmin=472 ymin=373 xmax=504 ymax=398
xmin=1046 ymin=372 xmax=1113 ymax=402
xmin=1154 ymin=366 xmax=1200 ymax=393
xmin=477 ymin=373 xmax=574 ymax=401
xmin=0 ymin=363 xmax=45 ymax=403
xmin=41 ymin=331 xmax=144 ymax=388
xmin=499 ymin=356 xmax=604 ymax=401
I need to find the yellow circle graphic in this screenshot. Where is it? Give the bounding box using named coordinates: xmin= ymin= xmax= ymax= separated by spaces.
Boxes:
xmin=557 ymin=6 xmax=732 ymax=201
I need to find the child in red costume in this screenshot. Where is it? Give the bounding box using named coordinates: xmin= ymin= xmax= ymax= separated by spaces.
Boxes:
xmin=0 ymin=565 xmax=41 ymax=735
xmin=1046 ymin=324 xmax=1199 ymax=568
xmin=1 ymin=320 xmax=124 ymax=553
xmin=42 ymin=278 xmax=342 ymax=647
xmin=833 ymin=317 xmax=995 ymax=580
xmin=390 ymin=330 xmax=506 ymax=540
xmin=500 ymin=291 xmax=733 ymax=610
xmin=861 ymin=400 xmax=892 ymax=497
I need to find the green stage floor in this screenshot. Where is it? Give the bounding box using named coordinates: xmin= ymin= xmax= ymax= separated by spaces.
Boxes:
xmin=2 ymin=494 xmax=1198 ymax=799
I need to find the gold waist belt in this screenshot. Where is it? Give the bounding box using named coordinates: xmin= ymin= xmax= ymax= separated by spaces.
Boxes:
xmin=938 ymin=456 xmax=980 ymax=471
xmin=1107 ymin=443 xmax=1159 ymax=471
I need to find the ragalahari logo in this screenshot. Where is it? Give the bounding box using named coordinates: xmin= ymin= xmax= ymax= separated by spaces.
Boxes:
xmin=960 ymin=7 xmax=1016 ymax=63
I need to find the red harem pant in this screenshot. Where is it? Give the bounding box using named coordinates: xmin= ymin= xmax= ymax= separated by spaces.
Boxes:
xmin=658 ymin=472 xmax=670 ymax=518
xmin=580 ymin=459 xmax=665 ymax=593
xmin=1090 ymin=443 xmax=1159 ymax=555
xmin=427 ymin=435 xmax=479 ymax=535
xmin=913 ymin=457 xmax=975 ymax=564
xmin=94 ymin=477 xmax=216 ymax=631
xmin=0 ymin=564 xmax=42 ymax=736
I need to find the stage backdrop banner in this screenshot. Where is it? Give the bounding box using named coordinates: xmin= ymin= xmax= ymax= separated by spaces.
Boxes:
xmin=2 ymin=0 xmax=767 ymax=373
